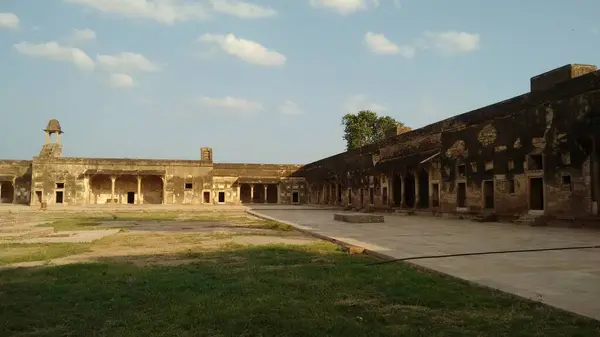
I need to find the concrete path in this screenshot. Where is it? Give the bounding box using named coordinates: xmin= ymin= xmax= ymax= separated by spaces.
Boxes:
xmin=249 ymin=208 xmax=600 ymax=321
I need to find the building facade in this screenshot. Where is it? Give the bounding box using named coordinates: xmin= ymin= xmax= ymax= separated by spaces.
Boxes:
xmin=2 ymin=64 xmax=600 ymax=223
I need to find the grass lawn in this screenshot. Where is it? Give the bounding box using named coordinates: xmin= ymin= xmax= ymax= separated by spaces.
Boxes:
xmin=0 ymin=242 xmax=90 ymax=266
xmin=1 ymin=243 xmax=598 ymax=337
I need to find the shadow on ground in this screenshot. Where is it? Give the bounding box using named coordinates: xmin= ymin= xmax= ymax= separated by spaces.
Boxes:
xmin=1 ymin=244 xmax=599 ymax=337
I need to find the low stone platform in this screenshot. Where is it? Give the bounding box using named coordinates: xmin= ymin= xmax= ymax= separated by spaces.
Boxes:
xmin=333 ymin=213 xmax=384 ymax=223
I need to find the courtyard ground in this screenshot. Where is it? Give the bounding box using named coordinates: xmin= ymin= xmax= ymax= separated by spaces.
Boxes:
xmin=1 ymin=205 xmax=599 ymax=336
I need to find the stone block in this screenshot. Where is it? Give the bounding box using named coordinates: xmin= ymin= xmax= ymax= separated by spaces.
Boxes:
xmin=334 ymin=213 xmax=384 ymax=223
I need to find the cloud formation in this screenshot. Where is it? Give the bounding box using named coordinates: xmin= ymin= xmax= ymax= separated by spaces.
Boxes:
xmin=97 ymin=52 xmax=160 ymax=73
xmin=198 ymin=96 xmax=264 ymax=113
xmin=109 ymin=73 xmax=134 ymax=88
xmin=209 ymin=0 xmax=277 ymax=18
xmin=279 ymin=100 xmax=305 ymax=115
xmin=364 ymin=32 xmax=415 ymax=58
xmin=70 ymin=28 xmax=97 ymax=43
xmin=0 ymin=12 xmax=20 ymax=29
xmin=13 ymin=41 xmax=95 ymax=71
xmin=199 ymin=33 xmax=286 ymax=67
xmin=309 ymin=0 xmax=379 ymax=15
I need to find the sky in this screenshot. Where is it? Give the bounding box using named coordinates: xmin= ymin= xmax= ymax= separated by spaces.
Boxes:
xmin=1 ymin=0 xmax=599 ymax=164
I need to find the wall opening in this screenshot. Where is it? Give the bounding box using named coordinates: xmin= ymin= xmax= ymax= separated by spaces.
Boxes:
xmin=348 ymin=189 xmax=352 ymax=204
xmin=457 ymin=164 xmax=466 ymax=178
xmin=253 ymin=184 xmax=265 ymax=203
xmin=35 ymin=191 xmax=42 ymax=203
xmin=0 ymin=182 xmax=15 ymax=203
xmin=203 ymin=191 xmax=210 ymax=203
xmin=562 ymin=174 xmax=572 ymax=191
xmin=483 ymin=180 xmax=495 ymax=209
xmin=56 ymin=182 xmax=64 ymax=189
xmin=418 ymin=169 xmax=429 ymax=208
xmin=508 ymin=179 xmax=515 ymax=194
xmin=382 ymin=187 xmax=388 ymax=205
xmin=266 ymin=184 xmax=278 ymax=203
xmin=392 ymin=174 xmax=402 ymax=206
xmin=292 ymin=191 xmax=299 ymax=204
xmin=218 ymin=191 xmax=225 ymax=203
xmin=529 ymin=177 xmax=544 ymax=210
xmin=404 ymin=172 xmax=415 ymax=208
xmin=369 ymin=187 xmax=374 ymax=205
xmin=457 ymin=182 xmax=467 ymax=208
xmin=126 ymin=192 xmax=135 ymax=204
xmin=432 ymin=183 xmax=440 ymax=207
xmin=55 ymin=191 xmax=64 ymax=204
xmin=240 ymin=184 xmax=252 ymax=203
xmin=360 ymin=188 xmax=364 ymax=205
xmin=529 ymin=154 xmax=543 ymax=170
xmin=337 ymin=184 xmax=342 ymax=203
xmin=184 ymin=183 xmax=193 ymax=190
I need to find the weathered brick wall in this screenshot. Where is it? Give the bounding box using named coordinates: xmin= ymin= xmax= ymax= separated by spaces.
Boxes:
xmin=0 ymin=160 xmax=32 ymax=204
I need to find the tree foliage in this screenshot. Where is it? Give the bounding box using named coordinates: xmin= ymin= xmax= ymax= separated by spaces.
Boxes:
xmin=341 ymin=110 xmax=407 ymax=150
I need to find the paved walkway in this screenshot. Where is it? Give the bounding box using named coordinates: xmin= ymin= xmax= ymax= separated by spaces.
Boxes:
xmin=249 ymin=208 xmax=600 ymax=321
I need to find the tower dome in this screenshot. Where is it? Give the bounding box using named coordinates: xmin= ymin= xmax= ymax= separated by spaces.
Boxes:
xmin=44 ymin=119 xmax=63 ymax=134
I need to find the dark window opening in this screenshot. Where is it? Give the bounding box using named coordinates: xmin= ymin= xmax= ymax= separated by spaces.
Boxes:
xmin=218 ymin=191 xmax=225 ymax=203
xmin=55 ymin=191 xmax=64 ymax=204
xmin=360 ymin=189 xmax=364 ymax=205
xmin=348 ymin=189 xmax=352 ymax=204
xmin=292 ymin=191 xmax=299 ymax=203
xmin=184 ymin=183 xmax=193 ymax=190
xmin=507 ymin=159 xmax=515 ymax=171
xmin=483 ymin=180 xmax=494 ymax=209
xmin=203 ymin=191 xmax=210 ymax=203
xmin=337 ymin=184 xmax=342 ymax=202
xmin=35 ymin=191 xmax=42 ymax=203
xmin=457 ymin=164 xmax=466 ymax=177
xmin=529 ymin=154 xmax=543 ymax=170
xmin=457 ymin=182 xmax=467 ymax=208
xmin=562 ymin=175 xmax=572 ymax=191
xmin=508 ymin=179 xmax=515 ymax=194
xmin=56 ymin=182 xmax=64 ymax=189
xmin=127 ymin=192 xmax=135 ymax=204
xmin=369 ymin=188 xmax=374 ymax=205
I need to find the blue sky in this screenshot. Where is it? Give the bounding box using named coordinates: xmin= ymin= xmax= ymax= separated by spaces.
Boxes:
xmin=1 ymin=0 xmax=599 ymax=164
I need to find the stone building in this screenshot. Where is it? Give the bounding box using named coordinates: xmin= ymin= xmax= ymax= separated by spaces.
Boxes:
xmin=295 ymin=64 xmax=600 ymax=222
xmin=2 ymin=63 xmax=600 ymax=222
xmin=0 ymin=119 xmax=306 ymax=206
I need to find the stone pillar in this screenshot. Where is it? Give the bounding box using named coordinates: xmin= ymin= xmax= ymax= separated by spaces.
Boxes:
xmin=110 ymin=176 xmax=116 ymax=203
xmin=83 ymin=176 xmax=90 ymax=204
xmin=56 ymin=133 xmax=61 ymax=144
xmin=137 ymin=176 xmax=142 ymax=204
xmin=161 ymin=176 xmax=167 ymax=204
xmin=276 ymin=184 xmax=281 ymax=204
xmin=45 ymin=132 xmax=50 ymax=144
xmin=400 ymin=175 xmax=406 ymax=208
xmin=12 ymin=177 xmax=17 ymax=204
xmin=264 ymin=185 xmax=268 ymax=203
xmin=414 ymin=171 xmax=420 ymax=208
xmin=250 ymin=184 xmax=255 ymax=203
xmin=237 ymin=185 xmax=241 ymax=203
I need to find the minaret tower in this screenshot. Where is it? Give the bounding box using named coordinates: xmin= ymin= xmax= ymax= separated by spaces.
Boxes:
xmin=38 ymin=119 xmax=63 ymax=158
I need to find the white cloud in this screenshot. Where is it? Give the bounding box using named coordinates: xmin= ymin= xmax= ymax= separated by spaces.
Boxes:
xmin=198 ymin=33 xmax=285 ymax=67
xmin=109 ymin=73 xmax=134 ymax=88
xmin=0 ymin=12 xmax=20 ymax=29
xmin=64 ymin=0 xmax=209 ymax=24
xmin=198 ymin=96 xmax=263 ymax=113
xmin=97 ymin=52 xmax=160 ymax=72
xmin=344 ymin=94 xmax=387 ymax=113
xmin=364 ymin=32 xmax=415 ymax=58
xmin=209 ymin=0 xmax=277 ymax=18
xmin=70 ymin=28 xmax=96 ymax=43
xmin=309 ymin=0 xmax=379 ymax=15
xmin=13 ymin=41 xmax=95 ymax=71
xmin=279 ymin=100 xmax=305 ymax=115
xmin=420 ymin=31 xmax=480 ymax=54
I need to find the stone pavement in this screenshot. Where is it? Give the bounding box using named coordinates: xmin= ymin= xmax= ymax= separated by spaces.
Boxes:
xmin=249 ymin=208 xmax=600 ymax=321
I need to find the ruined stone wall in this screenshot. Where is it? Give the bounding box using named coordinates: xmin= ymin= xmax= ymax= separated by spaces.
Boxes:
xmin=0 ymin=160 xmax=32 ymax=204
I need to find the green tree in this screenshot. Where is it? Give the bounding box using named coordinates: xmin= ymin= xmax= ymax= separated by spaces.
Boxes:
xmin=341 ymin=110 xmax=408 ymax=150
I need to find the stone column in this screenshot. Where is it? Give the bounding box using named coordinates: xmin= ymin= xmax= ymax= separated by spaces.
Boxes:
xmin=250 ymin=184 xmax=255 ymax=203
xmin=237 ymin=185 xmax=241 ymax=203
xmin=137 ymin=176 xmax=142 ymax=204
xmin=83 ymin=176 xmax=90 ymax=204
xmin=414 ymin=171 xmax=420 ymax=208
xmin=276 ymin=184 xmax=281 ymax=204
xmin=110 ymin=176 xmax=116 ymax=203
xmin=12 ymin=177 xmax=17 ymax=204
xmin=56 ymin=133 xmax=61 ymax=144
xmin=264 ymin=185 xmax=268 ymax=203
xmin=45 ymin=132 xmax=50 ymax=144
xmin=161 ymin=176 xmax=167 ymax=204
xmin=400 ymin=175 xmax=406 ymax=208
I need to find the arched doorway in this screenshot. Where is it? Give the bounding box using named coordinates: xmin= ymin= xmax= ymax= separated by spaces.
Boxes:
xmin=0 ymin=181 xmax=14 ymax=203
xmin=240 ymin=184 xmax=252 ymax=203
xmin=253 ymin=184 xmax=265 ymax=203
xmin=266 ymin=184 xmax=278 ymax=203
xmin=115 ymin=176 xmax=137 ymax=204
